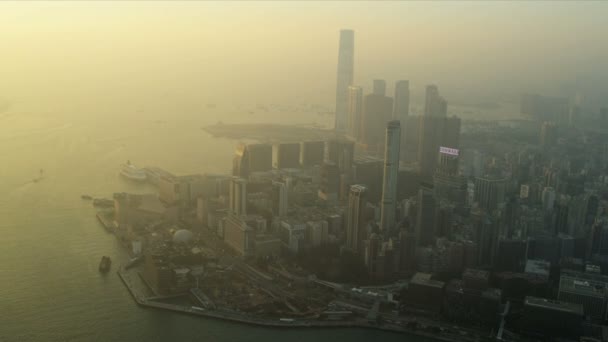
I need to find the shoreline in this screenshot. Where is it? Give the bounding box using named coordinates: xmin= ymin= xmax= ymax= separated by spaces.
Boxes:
xmin=117 ymin=267 xmax=476 ymax=342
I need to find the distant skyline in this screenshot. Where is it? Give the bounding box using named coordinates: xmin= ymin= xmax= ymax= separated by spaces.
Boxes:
xmin=1 ymin=1 xmax=607 ymax=111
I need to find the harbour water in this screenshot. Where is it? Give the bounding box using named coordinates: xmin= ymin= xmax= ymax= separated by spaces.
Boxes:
xmin=0 ymin=104 xmax=435 ymax=342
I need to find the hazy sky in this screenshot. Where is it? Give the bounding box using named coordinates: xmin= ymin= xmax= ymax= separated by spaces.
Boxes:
xmin=1 ymin=1 xmax=607 ymax=112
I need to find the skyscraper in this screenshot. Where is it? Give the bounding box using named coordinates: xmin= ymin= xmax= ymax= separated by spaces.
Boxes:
xmin=393 ymin=80 xmax=410 ymax=124
xmin=424 ymin=85 xmax=447 ymax=117
xmin=415 ymin=184 xmax=437 ymax=247
xmin=373 ymin=79 xmax=386 ymax=96
xmin=335 ymin=29 xmax=355 ymax=132
xmin=380 ymin=121 xmax=401 ymax=231
xmin=474 ymin=176 xmax=507 ymax=212
xmin=272 ymin=181 xmax=288 ymax=217
xmin=347 ymin=86 xmax=363 ymax=139
xmin=418 ymin=116 xmax=461 ymax=177
xmin=229 ymin=177 xmax=247 ymax=216
xmin=346 ymin=184 xmax=368 ymax=252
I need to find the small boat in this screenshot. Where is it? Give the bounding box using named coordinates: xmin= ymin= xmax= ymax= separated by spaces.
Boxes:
xmin=81 ymin=195 xmax=93 ymax=200
xmin=99 ymin=256 xmax=111 ymax=273
xmin=93 ymin=198 xmax=114 ymax=208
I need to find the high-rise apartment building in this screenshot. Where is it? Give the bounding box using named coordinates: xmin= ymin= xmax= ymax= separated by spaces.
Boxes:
xmin=346 ymin=184 xmax=368 ymax=252
xmin=335 ymin=29 xmax=355 ymax=131
xmin=272 ymin=181 xmax=288 ymax=217
xmin=380 ymin=121 xmax=401 ymax=231
xmin=229 ymin=177 xmax=247 ymax=216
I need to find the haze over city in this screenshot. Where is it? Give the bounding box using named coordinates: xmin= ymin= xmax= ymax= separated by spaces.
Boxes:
xmin=2 ymin=2 xmax=608 ymax=342
xmin=1 ymin=1 xmax=607 ymax=111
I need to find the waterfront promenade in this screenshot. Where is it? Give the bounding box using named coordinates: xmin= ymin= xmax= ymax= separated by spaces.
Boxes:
xmin=116 ymin=267 xmax=481 ymax=342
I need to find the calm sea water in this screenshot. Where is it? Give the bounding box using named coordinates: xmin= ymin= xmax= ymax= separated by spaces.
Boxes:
xmin=0 ymin=104 xmax=434 ymax=342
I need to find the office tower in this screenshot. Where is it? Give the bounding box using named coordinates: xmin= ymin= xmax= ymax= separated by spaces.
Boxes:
xmin=318 ymin=161 xmax=341 ymax=202
xmin=361 ymin=93 xmax=394 ymax=153
xmin=335 ymin=29 xmax=355 ymax=131
xmin=325 ymin=139 xmax=355 ymax=175
xmin=380 ymin=121 xmax=401 ymax=231
xmin=347 ymin=86 xmax=363 ymax=139
xmin=373 ymin=79 xmax=386 ymax=96
xmin=300 ymin=141 xmax=324 ymax=167
xmin=434 ymin=147 xmax=467 ymax=203
xmin=540 ymin=121 xmax=558 ymax=147
xmin=474 ymin=176 xmax=507 ymax=212
xmin=418 ymin=116 xmax=461 ymax=177
xmin=424 ymin=85 xmax=447 ymax=117
xmin=393 ymin=80 xmax=410 ymax=123
xmin=272 ymin=143 xmax=300 ymax=169
xmin=232 ymin=143 xmax=272 ymax=178
xmin=229 ymin=177 xmax=247 ymax=216
xmin=346 ymin=184 xmax=368 ymax=252
xmin=415 ymin=184 xmax=436 ymax=247
xmin=272 ymin=181 xmax=288 ymax=217
xmin=558 ymin=270 xmax=608 ymax=322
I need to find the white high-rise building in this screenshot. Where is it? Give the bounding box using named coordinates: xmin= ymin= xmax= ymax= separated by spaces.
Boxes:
xmin=335 ymin=29 xmax=355 ymax=132
xmin=380 ymin=121 xmax=401 ymax=231
xmin=229 ymin=177 xmax=247 ymax=216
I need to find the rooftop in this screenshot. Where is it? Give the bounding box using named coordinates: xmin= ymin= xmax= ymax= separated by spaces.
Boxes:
xmin=525 ymin=296 xmax=584 ymax=316
xmin=411 ymin=272 xmax=445 ymax=289
xmin=525 ymin=259 xmax=551 ymax=277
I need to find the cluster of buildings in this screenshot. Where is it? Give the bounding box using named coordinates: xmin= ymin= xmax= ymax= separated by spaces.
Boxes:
xmin=106 ymin=29 xmax=608 ymax=340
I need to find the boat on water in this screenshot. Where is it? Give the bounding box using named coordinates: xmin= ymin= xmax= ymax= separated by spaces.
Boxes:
xmin=99 ymin=256 xmax=111 ymax=273
xmin=120 ymin=161 xmax=147 ymax=182
xmin=93 ymin=198 xmax=114 ymax=208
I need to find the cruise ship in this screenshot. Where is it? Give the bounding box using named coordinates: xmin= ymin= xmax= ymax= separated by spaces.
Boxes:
xmin=120 ymin=161 xmax=147 ymax=182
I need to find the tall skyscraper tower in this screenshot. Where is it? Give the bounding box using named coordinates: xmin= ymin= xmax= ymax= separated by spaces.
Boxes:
xmin=380 ymin=121 xmax=401 ymax=231
xmin=373 ymin=79 xmax=386 ymax=96
xmin=229 ymin=177 xmax=247 ymax=216
xmin=347 ymin=86 xmax=363 ymax=139
xmin=346 ymin=184 xmax=368 ymax=252
xmin=335 ymin=29 xmax=355 ymax=132
xmin=424 ymin=85 xmax=447 ymax=117
xmin=393 ymin=80 xmax=410 ymax=124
